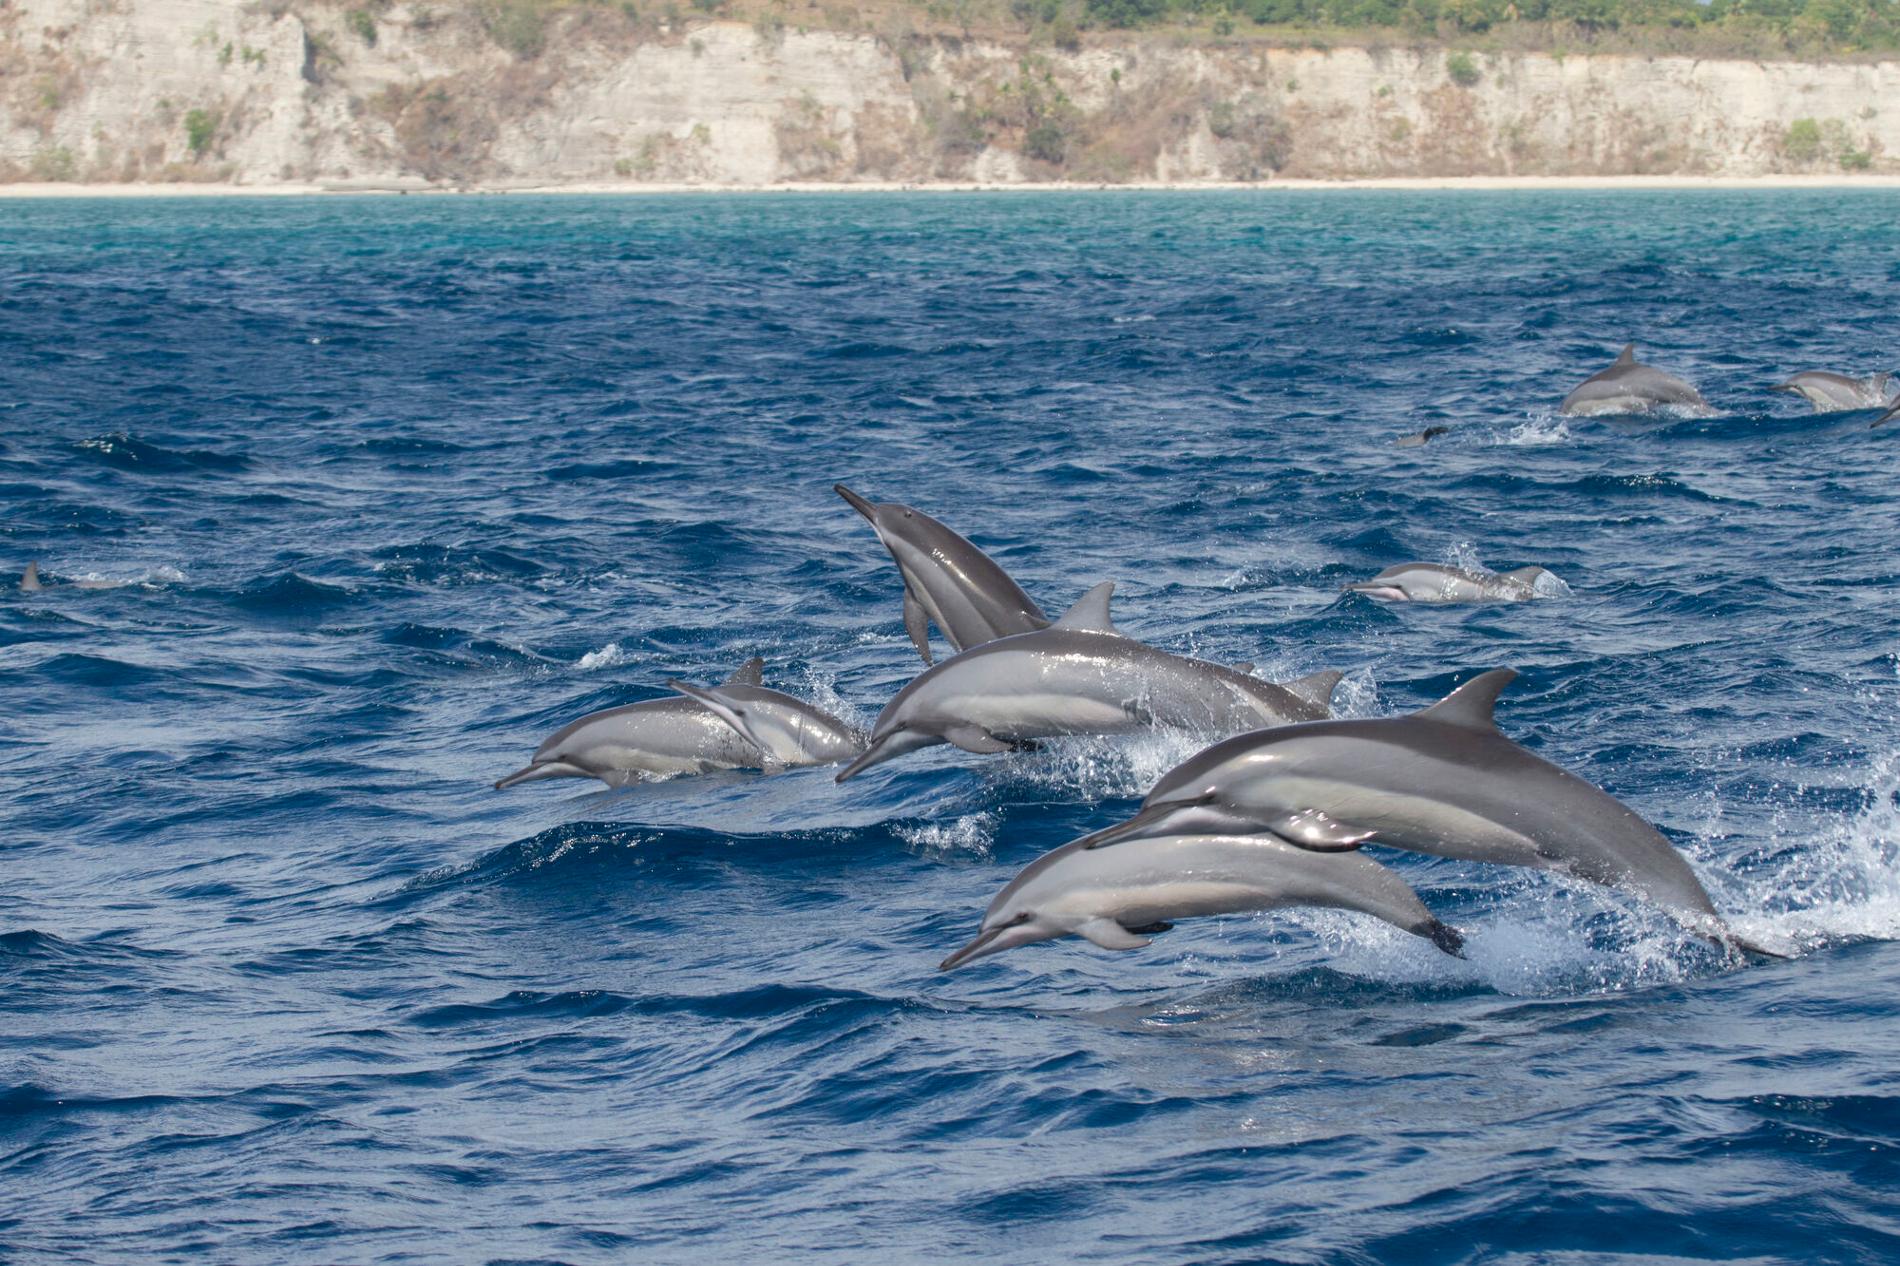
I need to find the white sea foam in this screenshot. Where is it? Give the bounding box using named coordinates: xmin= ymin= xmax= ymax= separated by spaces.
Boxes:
xmin=895 ymin=811 xmax=997 ymax=858
xmin=1498 ymin=415 xmax=1573 ymax=446
xmin=575 ymin=642 xmax=630 ymax=670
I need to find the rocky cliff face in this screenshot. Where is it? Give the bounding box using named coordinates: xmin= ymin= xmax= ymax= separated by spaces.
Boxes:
xmin=3 ymin=0 xmax=1894 ymax=184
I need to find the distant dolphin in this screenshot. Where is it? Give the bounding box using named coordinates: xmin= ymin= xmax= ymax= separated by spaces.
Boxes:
xmin=20 ymin=562 xmax=41 ymax=593
xmin=496 ymin=657 xmax=851 ymax=789
xmin=1345 ymin=562 xmax=1556 ymax=603
xmin=1561 ymin=345 xmax=1709 ymax=416
xmin=835 ymin=582 xmax=1338 ymax=782
xmin=939 ymin=831 xmax=1464 ymax=970
xmin=1771 ymin=370 xmax=1894 ymax=413
xmin=666 ymin=679 xmax=864 ymax=768
xmin=1394 ymin=425 xmax=1451 ymax=448
xmin=835 ymin=484 xmax=1047 ymax=664
xmin=1072 ymin=669 xmax=1776 ymax=955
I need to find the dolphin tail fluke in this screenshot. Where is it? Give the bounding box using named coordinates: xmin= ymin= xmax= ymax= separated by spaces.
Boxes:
xmin=494 ymin=761 xmax=584 ymax=790
xmin=1424 ymin=920 xmax=1466 ymax=958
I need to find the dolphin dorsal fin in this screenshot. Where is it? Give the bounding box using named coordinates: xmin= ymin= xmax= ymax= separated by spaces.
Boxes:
xmin=723 ymin=656 xmax=765 ymax=687
xmin=20 ymin=562 xmax=41 ymax=593
xmin=1501 ymin=566 xmax=1546 ymax=584
xmin=1614 ymin=344 xmax=1636 ymax=366
xmin=1284 ymin=669 xmax=1344 ymax=710
xmin=1419 ymin=668 xmax=1517 ymax=731
xmin=1052 ymin=581 xmax=1118 ymax=634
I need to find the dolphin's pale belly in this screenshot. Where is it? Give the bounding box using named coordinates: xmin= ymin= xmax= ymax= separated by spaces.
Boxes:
xmin=1266 ymin=773 xmax=1547 ymax=865
xmin=937 ymin=651 xmax=1263 ymax=738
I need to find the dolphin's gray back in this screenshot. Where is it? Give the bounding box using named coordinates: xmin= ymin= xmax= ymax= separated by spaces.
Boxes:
xmin=884 ymin=628 xmax=1326 ymax=740
xmin=1001 ymin=833 xmax=1446 ymax=945
xmin=1562 ymin=348 xmax=1706 ymax=414
xmin=535 ymin=695 xmax=761 ymax=770
xmin=1232 ymin=717 xmax=1718 ymax=916
xmin=1777 ymin=370 xmax=1892 ymax=412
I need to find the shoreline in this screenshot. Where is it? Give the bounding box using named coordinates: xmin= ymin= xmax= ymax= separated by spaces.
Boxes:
xmin=5 ymin=175 xmax=1900 ymax=198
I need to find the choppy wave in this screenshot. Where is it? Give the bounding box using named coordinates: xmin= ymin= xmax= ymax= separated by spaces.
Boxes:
xmin=3 ymin=191 xmax=1897 ymax=1264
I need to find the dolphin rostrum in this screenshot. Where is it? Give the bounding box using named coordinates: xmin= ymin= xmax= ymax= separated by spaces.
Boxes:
xmin=1771 ymin=370 xmax=1894 ymax=413
xmin=1072 ymin=669 xmax=1773 ymax=954
xmin=665 ymin=678 xmax=865 ymax=768
xmin=939 ymin=831 xmax=1465 ymax=970
xmin=835 ymin=483 xmax=1047 ymax=664
xmin=835 ymin=582 xmax=1338 ymax=782
xmin=1561 ymin=344 xmax=1709 ymax=416
xmin=496 ymin=657 xmax=854 ymax=789
xmin=1877 ymin=399 xmax=1900 ymax=429
xmin=1345 ymin=562 xmax=1556 ymax=603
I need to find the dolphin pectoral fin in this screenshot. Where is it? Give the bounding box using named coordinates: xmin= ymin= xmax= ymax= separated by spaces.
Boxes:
xmin=1284 ymin=669 xmax=1345 ymax=711
xmin=1075 ymin=918 xmax=1151 ymax=951
xmin=1121 ymin=921 xmax=1174 ymax=936
xmin=1418 ymin=667 xmax=1517 ymax=731
xmin=1267 ymin=808 xmax=1377 ymax=852
xmin=942 ymin=724 xmax=1015 ymax=755
xmin=1726 ymin=932 xmax=1791 ymax=960
xmin=902 ymin=588 xmax=933 ymax=665
xmin=666 ymin=680 xmax=767 ymax=755
xmin=1423 ymin=920 xmax=1466 ymax=958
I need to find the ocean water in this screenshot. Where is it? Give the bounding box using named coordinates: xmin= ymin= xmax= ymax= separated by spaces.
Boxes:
xmin=2 ymin=191 xmax=1897 ymax=1264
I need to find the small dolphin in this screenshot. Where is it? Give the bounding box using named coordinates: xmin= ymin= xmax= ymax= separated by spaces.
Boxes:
xmin=1072 ymin=669 xmax=1773 ymax=954
xmin=1394 ymin=425 xmax=1451 ymax=448
xmin=835 ymin=483 xmax=1047 ymax=664
xmin=1345 ymin=562 xmax=1555 ymax=603
xmin=835 ymin=582 xmax=1338 ymax=782
xmin=496 ymin=657 xmax=817 ymax=790
xmin=20 ymin=562 xmax=41 ymax=593
xmin=1771 ymin=370 xmax=1894 ymax=413
xmin=1561 ymin=344 xmax=1709 ymax=416
xmin=939 ymin=832 xmax=1464 ymax=970
xmin=666 ymin=678 xmax=864 ymax=768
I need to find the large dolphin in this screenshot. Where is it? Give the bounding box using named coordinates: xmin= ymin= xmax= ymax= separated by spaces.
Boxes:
xmin=1071 ymin=669 xmax=1774 ymax=954
xmin=496 ymin=658 xmax=854 ymax=789
xmin=835 ymin=484 xmax=1048 ymax=664
xmin=666 ymin=678 xmax=864 ymax=768
xmin=1561 ymin=344 xmax=1709 ymax=416
xmin=939 ymin=832 xmax=1465 ymax=970
xmin=1345 ymin=562 xmax=1556 ymax=604
xmin=1771 ymin=370 xmax=1894 ymax=413
xmin=835 ymin=582 xmax=1339 ymax=782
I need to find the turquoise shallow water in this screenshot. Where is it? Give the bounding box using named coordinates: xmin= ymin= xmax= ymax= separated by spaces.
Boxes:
xmin=1 ymin=191 xmax=1897 ymax=1264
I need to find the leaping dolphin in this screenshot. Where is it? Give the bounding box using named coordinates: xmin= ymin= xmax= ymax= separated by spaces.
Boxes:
xmin=495 ymin=657 xmax=857 ymax=789
xmin=1071 ymin=669 xmax=1775 ymax=955
xmin=1771 ymin=370 xmax=1894 ymax=413
xmin=835 ymin=484 xmax=1047 ymax=664
xmin=1561 ymin=345 xmax=1709 ymax=416
xmin=1345 ymin=562 xmax=1556 ymax=603
xmin=940 ymin=831 xmax=1465 ymax=970
xmin=835 ymin=582 xmax=1340 ymax=782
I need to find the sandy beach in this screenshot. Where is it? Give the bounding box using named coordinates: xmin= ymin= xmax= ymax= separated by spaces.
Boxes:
xmin=6 ymin=175 xmax=1900 ymax=197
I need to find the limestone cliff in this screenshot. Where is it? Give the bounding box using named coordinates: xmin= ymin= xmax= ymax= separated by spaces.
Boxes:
xmin=2 ymin=0 xmax=1894 ymax=184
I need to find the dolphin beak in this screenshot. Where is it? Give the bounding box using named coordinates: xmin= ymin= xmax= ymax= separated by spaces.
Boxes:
xmin=940 ymin=921 xmax=1049 ymax=971
xmin=494 ymin=761 xmax=585 ymax=790
xmin=1769 ymin=381 xmax=1798 ymax=394
xmin=1072 ymin=801 xmax=1182 ymax=851
xmin=834 ymin=483 xmax=878 ymax=522
xmin=1875 ymin=401 xmax=1899 ymax=429
xmin=1344 ymin=583 xmax=1407 ymax=601
xmin=834 ymin=729 xmax=934 ymax=783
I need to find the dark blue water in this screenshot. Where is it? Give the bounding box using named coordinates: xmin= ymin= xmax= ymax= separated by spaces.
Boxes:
xmin=3 ymin=192 xmax=1898 ymax=1264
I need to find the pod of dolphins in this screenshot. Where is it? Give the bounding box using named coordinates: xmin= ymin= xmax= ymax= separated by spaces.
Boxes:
xmin=496 ymin=464 xmax=1788 ymax=972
